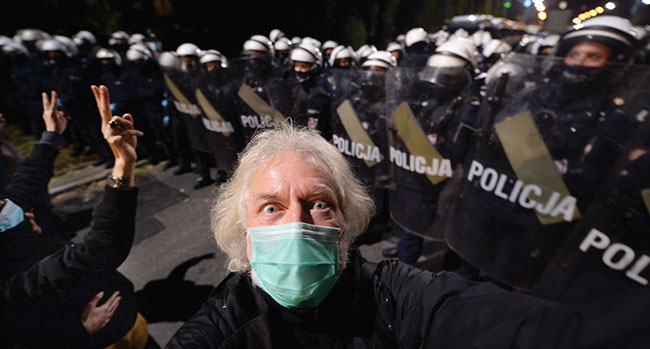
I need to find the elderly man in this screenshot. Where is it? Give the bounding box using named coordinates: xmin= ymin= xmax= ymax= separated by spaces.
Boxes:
xmin=168 ymin=124 xmax=650 ymax=347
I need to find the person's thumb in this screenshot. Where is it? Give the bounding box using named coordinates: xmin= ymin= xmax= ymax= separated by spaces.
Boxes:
xmin=88 ymin=291 xmax=104 ymax=308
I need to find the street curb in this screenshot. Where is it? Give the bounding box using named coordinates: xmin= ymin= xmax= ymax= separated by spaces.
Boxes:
xmin=48 ymin=159 xmax=150 ymax=196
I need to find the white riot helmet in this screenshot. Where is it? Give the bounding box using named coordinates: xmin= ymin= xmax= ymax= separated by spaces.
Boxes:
xmin=531 ymin=34 xmax=560 ymax=55
xmin=322 ymin=40 xmax=338 ymax=52
xmin=73 ymin=30 xmax=96 ymax=46
xmin=356 ymin=44 xmax=377 ymax=63
xmin=126 ymin=49 xmax=147 ymax=62
xmin=111 ymin=31 xmax=129 ymax=41
xmin=199 ymin=49 xmax=227 ymax=68
xmin=96 ymin=47 xmax=121 ymax=66
xmin=405 ymin=27 xmax=428 ymax=47
xmin=269 ymin=29 xmax=286 ymax=43
xmin=0 ymin=35 xmax=12 ymax=47
xmin=127 ymin=44 xmax=153 ymax=62
xmin=328 ymin=45 xmax=355 ymax=67
xmin=157 ymin=51 xmax=180 ymax=70
xmin=53 ymin=36 xmax=78 ymax=57
xmin=420 ymin=40 xmax=476 ymax=101
xmin=291 ymin=36 xmax=302 ymax=46
xmin=15 ymin=29 xmax=46 ymax=43
xmin=2 ymin=41 xmax=29 ymax=56
xmin=176 ymin=42 xmax=200 ymax=57
xmin=386 ymin=41 xmax=404 ymax=61
xmin=243 ymin=35 xmax=273 ymax=55
xmin=428 ymin=38 xmax=479 ymax=74
xmin=129 ymin=33 xmax=146 ymax=45
xmin=472 ymin=30 xmax=492 ymax=49
xmin=362 ymin=50 xmax=397 ymax=70
xmin=558 ymin=15 xmax=638 ymax=62
xmin=450 ymin=28 xmax=470 ymax=39
xmin=290 ymin=43 xmax=323 ymax=70
xmin=109 ymin=31 xmax=129 ymax=47
xmin=274 ymin=37 xmax=292 ymax=52
xmin=39 ymin=38 xmax=66 ymax=54
xmin=301 ymin=37 xmax=321 ymax=49
xmin=482 ymin=39 xmax=511 ymax=60
xmin=386 ymin=42 xmax=402 ymax=53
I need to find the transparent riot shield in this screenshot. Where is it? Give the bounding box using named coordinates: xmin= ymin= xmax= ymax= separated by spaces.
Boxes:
xmin=439 ymin=53 xmax=650 ymax=301
xmin=161 ymin=64 xmax=211 ymax=153
xmin=329 ymin=69 xmax=389 ymax=217
xmin=385 ymin=66 xmax=478 ymax=240
xmin=229 ymin=58 xmax=284 ymax=144
xmin=266 ymin=73 xmax=331 ymax=137
xmin=194 ymin=67 xmax=242 ymax=172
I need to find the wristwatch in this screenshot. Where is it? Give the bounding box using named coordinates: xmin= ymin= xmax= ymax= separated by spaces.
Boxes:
xmin=106 ymin=175 xmax=130 ymax=189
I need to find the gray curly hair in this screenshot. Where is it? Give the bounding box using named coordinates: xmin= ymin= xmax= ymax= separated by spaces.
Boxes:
xmin=211 ymin=123 xmax=375 ymax=273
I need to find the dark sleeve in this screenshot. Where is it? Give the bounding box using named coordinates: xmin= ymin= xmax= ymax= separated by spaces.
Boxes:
xmin=376 ymin=262 xmax=630 ymax=349
xmin=1 ymin=142 xmax=58 ymax=211
xmin=0 ymin=187 xmax=139 ymax=300
xmin=167 ymin=297 xmax=228 ymax=348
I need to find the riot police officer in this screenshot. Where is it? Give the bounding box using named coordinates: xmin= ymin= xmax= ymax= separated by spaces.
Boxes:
xmin=235 ymin=36 xmax=281 ymax=143
xmin=355 ymin=44 xmax=377 ymax=66
xmin=242 ymin=35 xmax=274 ymax=90
xmin=385 ymin=38 xmax=480 ymax=265
xmin=386 ymin=41 xmax=404 ymax=66
xmin=125 ymin=45 xmax=167 ymax=164
xmin=330 ymin=51 xmax=396 ymax=245
xmin=401 ymin=27 xmax=432 ymax=68
xmin=439 ymin=15 xmax=643 ymax=294
xmin=173 ymin=43 xmax=218 ymax=189
xmin=328 ymin=45 xmax=356 ymax=70
xmin=272 ymin=37 xmax=292 ymax=78
xmin=109 ymin=31 xmax=130 ymax=62
xmin=280 ymin=43 xmax=331 ymax=137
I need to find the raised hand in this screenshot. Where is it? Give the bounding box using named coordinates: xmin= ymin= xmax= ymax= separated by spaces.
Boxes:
xmin=41 ymin=91 xmax=68 ymax=134
xmin=81 ymin=291 xmax=121 ymax=335
xmin=91 ymin=85 xmax=143 ymax=185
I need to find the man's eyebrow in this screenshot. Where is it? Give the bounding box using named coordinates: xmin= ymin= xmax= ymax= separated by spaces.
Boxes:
xmin=309 ymin=185 xmax=339 ymax=203
xmin=252 ymin=193 xmax=279 ymax=201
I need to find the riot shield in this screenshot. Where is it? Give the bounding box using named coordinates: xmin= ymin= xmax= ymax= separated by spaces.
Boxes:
xmin=385 ymin=66 xmax=478 ymax=240
xmin=266 ymin=74 xmax=331 ymax=137
xmin=194 ymin=67 xmax=242 ymax=172
xmin=329 ymin=69 xmax=389 ymax=216
xmin=161 ymin=65 xmax=210 ymax=153
xmin=439 ymin=53 xmax=650 ymax=301
xmin=229 ymin=58 xmax=284 ymax=143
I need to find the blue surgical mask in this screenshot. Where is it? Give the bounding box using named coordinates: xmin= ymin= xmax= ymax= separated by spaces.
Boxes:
xmin=248 ymin=222 xmax=342 ymax=309
xmin=0 ymin=199 xmax=24 ymax=232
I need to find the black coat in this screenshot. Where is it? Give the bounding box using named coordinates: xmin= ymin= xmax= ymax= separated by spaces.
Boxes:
xmin=0 ymin=141 xmax=140 ymax=348
xmin=169 ymin=247 xmax=650 ymax=348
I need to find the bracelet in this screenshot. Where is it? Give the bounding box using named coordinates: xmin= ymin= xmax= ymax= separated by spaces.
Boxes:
xmin=106 ymin=175 xmax=130 ymax=189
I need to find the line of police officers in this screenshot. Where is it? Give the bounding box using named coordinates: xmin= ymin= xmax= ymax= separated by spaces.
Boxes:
xmin=2 ymin=14 xmax=650 ymax=324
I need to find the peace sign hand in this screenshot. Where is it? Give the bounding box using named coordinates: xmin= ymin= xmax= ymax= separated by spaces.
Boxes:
xmin=41 ymin=90 xmax=69 ymax=134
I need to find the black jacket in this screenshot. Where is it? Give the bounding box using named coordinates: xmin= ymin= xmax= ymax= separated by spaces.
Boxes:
xmin=0 ymin=140 xmax=140 ymax=347
xmin=169 ymin=247 xmax=650 ymax=348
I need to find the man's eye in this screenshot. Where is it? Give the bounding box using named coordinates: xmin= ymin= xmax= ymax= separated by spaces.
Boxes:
xmin=263 ymin=204 xmax=278 ymax=213
xmin=313 ymin=200 xmax=329 ymax=210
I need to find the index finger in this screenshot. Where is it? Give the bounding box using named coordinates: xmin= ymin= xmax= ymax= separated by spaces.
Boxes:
xmin=42 ymin=92 xmax=50 ymax=110
xmin=91 ymin=85 xmax=112 ymax=123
